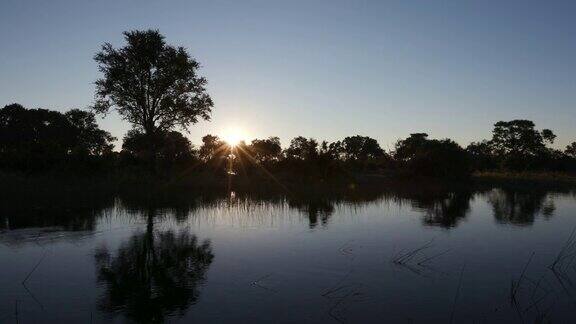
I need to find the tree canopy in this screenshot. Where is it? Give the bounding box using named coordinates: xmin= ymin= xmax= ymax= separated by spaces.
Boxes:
xmin=394 ymin=133 xmax=470 ymax=178
xmin=122 ymin=130 xmax=195 ymax=166
xmin=339 ymin=135 xmax=384 ymax=161
xmin=93 ymin=30 xmax=213 ymax=135
xmin=490 ymin=120 xmax=555 ymax=156
xmin=250 ymin=137 xmax=282 ymax=162
xmin=199 ymin=134 xmax=228 ymax=162
xmin=0 ymin=103 xmax=115 ymax=171
xmin=284 ymin=137 xmax=319 ymax=161
xmin=2 ymin=100 xmax=575 ymax=177
xmin=65 ymin=109 xmax=116 ymax=156
xmin=394 ymin=133 xmax=430 ymax=162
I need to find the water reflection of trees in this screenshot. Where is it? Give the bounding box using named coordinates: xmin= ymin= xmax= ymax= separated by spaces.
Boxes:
xmin=0 ymin=181 xmax=481 ymax=233
xmin=385 ymin=184 xmax=474 ymax=228
xmin=282 ymin=185 xmax=474 ymax=229
xmin=414 ymin=191 xmax=473 ymax=228
xmin=0 ymin=186 xmax=115 ymax=232
xmin=94 ymin=213 xmax=214 ymax=323
xmin=1 ymin=183 xmax=573 ymax=235
xmin=487 ymin=188 xmax=556 ymax=226
xmin=288 ymin=198 xmax=335 ymax=228
xmin=113 ymin=184 xmax=570 ymax=229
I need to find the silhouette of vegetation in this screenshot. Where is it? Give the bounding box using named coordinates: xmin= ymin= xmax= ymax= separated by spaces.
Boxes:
xmin=198 ymin=134 xmax=229 ymax=170
xmin=339 ymin=135 xmax=385 ymax=161
xmin=3 ymin=99 xmax=576 ymax=182
xmin=492 ymin=121 xmax=555 ymax=154
xmin=466 ymin=140 xmax=497 ymax=171
xmin=92 ymin=29 xmax=212 ymax=168
xmin=93 ymin=30 xmax=213 ymax=137
xmin=328 ymin=135 xmax=389 ymax=171
xmin=490 ymin=120 xmax=556 ymax=170
xmin=284 ymin=136 xmax=319 ymax=161
xmin=0 ymin=103 xmax=115 ymax=172
xmin=394 ymin=133 xmax=470 ymax=178
xmin=249 ymin=137 xmax=282 ymax=163
xmin=466 ymin=120 xmax=576 ymax=174
xmin=121 ymin=129 xmax=197 ymax=170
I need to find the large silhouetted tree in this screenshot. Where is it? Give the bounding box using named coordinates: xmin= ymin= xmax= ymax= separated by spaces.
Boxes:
xmin=489 ymin=120 xmax=556 ymax=170
xmin=490 ymin=120 xmax=555 ymax=156
xmin=93 ymin=30 xmax=213 ymax=136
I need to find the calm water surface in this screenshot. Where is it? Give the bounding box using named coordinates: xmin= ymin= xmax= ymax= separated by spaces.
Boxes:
xmin=1 ymin=184 xmax=576 ymax=323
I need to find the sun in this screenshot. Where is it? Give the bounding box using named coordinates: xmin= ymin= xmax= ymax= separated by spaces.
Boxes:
xmin=221 ymin=127 xmax=247 ymax=147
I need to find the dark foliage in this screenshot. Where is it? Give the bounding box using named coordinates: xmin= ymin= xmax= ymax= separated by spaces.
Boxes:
xmin=198 ymin=134 xmax=228 ymax=162
xmin=466 ymin=140 xmax=497 ymax=171
xmin=284 ymin=136 xmax=319 ymax=161
xmin=0 ymin=103 xmax=115 ymax=171
xmin=490 ymin=120 xmax=556 ymax=170
xmin=3 ymin=31 xmax=576 ymax=180
xmin=2 ymin=101 xmax=575 ymax=179
xmin=465 ymin=120 xmax=576 ymax=172
xmin=121 ymin=130 xmax=197 ymax=169
xmin=250 ymin=137 xmax=282 ymax=163
xmin=394 ymin=133 xmax=471 ymax=178
xmin=93 ymin=30 xmax=213 ymax=136
xmin=339 ymin=135 xmax=385 ymax=161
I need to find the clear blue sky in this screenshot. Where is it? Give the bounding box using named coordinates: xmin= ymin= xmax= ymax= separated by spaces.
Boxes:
xmin=1 ymin=0 xmax=575 ymax=149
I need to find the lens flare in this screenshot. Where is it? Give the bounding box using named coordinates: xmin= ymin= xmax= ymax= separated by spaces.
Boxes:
xmin=221 ymin=127 xmax=247 ymax=147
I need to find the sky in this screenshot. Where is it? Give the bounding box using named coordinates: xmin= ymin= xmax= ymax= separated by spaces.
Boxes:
xmin=1 ymin=0 xmax=575 ymax=150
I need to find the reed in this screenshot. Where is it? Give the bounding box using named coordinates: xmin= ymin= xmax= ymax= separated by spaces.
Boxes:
xmin=392 ymin=239 xmax=434 ymax=265
xmin=549 ymin=227 xmax=576 ymax=272
xmin=510 ymin=252 xmax=535 ymax=303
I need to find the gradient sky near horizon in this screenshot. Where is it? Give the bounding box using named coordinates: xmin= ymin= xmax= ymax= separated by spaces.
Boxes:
xmin=1 ymin=0 xmax=575 ymax=149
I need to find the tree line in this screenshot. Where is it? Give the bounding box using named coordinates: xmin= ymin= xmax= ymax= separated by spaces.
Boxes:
xmin=1 ymin=29 xmax=575 ymax=179
xmin=1 ymin=102 xmax=576 ymax=178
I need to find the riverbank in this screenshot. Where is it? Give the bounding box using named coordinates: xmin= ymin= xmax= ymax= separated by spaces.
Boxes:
xmin=3 ymin=169 xmax=576 ymax=197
